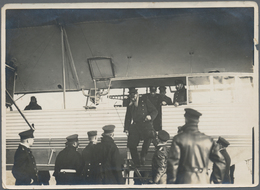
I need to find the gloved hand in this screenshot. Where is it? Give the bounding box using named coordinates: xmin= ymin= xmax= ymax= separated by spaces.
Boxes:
xmin=145 ymin=115 xmax=152 ymax=121
xmin=161 ymin=101 xmax=167 ymax=106
xmin=124 ymin=130 xmax=129 ymax=136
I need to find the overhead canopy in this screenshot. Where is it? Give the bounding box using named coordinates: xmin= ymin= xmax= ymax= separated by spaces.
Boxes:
xmin=5 ymin=8 xmax=254 ymax=94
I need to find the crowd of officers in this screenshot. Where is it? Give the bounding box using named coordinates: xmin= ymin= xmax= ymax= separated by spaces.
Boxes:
xmin=12 ymin=81 xmax=232 ymax=185
xmin=12 ymin=125 xmax=124 ymax=185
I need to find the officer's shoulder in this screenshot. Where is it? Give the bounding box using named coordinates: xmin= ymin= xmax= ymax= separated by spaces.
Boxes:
xmin=18 ymin=144 xmax=27 ymax=151
xmin=199 ymin=132 xmax=214 ymax=142
xmin=199 ymin=131 xmax=212 ymax=138
xmin=172 ymin=131 xmax=186 ymax=141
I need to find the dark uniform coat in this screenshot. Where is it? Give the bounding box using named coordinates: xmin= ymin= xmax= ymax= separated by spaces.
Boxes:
xmin=152 ymin=145 xmax=168 ymax=184
xmin=221 ymin=149 xmax=231 ymax=183
xmin=161 ymin=95 xmax=172 ymax=105
xmin=24 ymin=103 xmax=42 ymax=110
xmin=53 ymin=146 xmax=83 ymax=185
xmin=143 ymin=93 xmax=162 ymax=131
xmin=94 ymin=136 xmax=124 ymax=184
xmin=12 ymin=144 xmax=38 ymax=185
xmin=124 ymin=96 xmax=158 ymax=148
xmin=211 ymin=148 xmax=231 ymax=184
xmin=81 ymin=142 xmax=97 ymax=184
xmin=167 ymin=123 xmax=226 ymax=184
xmin=173 ymin=87 xmax=187 ymax=105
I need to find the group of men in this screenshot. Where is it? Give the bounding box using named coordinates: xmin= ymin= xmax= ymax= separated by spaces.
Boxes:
xmin=124 ymin=81 xmax=187 ymax=168
xmin=12 ymin=125 xmax=124 ymax=185
xmin=123 ymin=85 xmax=231 ymax=184
xmin=54 ymin=124 xmax=124 ymax=185
xmin=12 ymin=81 xmax=232 ymax=185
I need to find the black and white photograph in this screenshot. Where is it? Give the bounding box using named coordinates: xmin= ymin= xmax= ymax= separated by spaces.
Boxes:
xmin=1 ymin=1 xmax=259 ymax=188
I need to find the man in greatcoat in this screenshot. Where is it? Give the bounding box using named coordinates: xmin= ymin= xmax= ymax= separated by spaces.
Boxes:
xmin=81 ymin=131 xmax=98 ymax=184
xmin=53 ymin=134 xmax=83 ymax=185
xmin=167 ymin=108 xmax=226 ymax=184
xmin=173 ymin=80 xmax=187 ymax=107
xmin=211 ymin=136 xmax=231 ymax=184
xmin=124 ymin=87 xmax=158 ymax=167
xmin=143 ymin=86 xmax=162 ymax=131
xmin=94 ymin=125 xmax=124 ymax=184
xmin=12 ymin=129 xmax=39 ymax=185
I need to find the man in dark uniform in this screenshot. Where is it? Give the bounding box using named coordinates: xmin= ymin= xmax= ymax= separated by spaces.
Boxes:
xmin=82 ymin=131 xmax=98 ymax=184
xmin=12 ymin=129 xmax=39 ymax=185
xmin=124 ymin=87 xmax=158 ymax=167
xmin=167 ymin=108 xmax=226 ymax=184
xmin=173 ymin=80 xmax=187 ymax=107
xmin=53 ymin=134 xmax=83 ymax=185
xmin=159 ymin=86 xmax=172 ymax=105
xmin=211 ymin=136 xmax=231 ymax=184
xmin=24 ymin=96 xmax=42 ymax=110
xmin=143 ymin=86 xmax=162 ymax=131
xmin=152 ymin=130 xmax=170 ymax=184
xmin=94 ymin=125 xmax=124 ymax=184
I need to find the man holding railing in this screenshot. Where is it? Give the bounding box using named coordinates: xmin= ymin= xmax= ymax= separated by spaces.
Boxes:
xmin=173 ymin=80 xmax=187 ymax=107
xmin=124 ymin=87 xmax=158 ymax=168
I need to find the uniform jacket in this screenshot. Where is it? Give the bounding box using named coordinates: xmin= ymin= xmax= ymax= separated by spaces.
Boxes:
xmin=94 ymin=136 xmax=124 ymax=184
xmin=143 ymin=93 xmax=162 ymax=131
xmin=81 ymin=142 xmax=97 ymax=184
xmin=173 ymin=87 xmax=187 ymax=105
xmin=152 ymin=144 xmax=168 ymax=184
xmin=12 ymin=144 xmax=38 ymax=185
xmin=167 ymin=123 xmax=226 ymax=184
xmin=211 ymin=148 xmax=231 ymax=184
xmin=161 ymin=95 xmax=172 ymax=105
xmin=221 ymin=149 xmax=231 ymax=183
xmin=53 ymin=146 xmax=83 ymax=185
xmin=124 ymin=95 xmax=158 ymax=132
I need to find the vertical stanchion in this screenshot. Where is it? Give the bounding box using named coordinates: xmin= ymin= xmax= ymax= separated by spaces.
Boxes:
xmin=60 ymin=25 xmax=66 ymax=109
xmin=252 ymin=127 xmax=254 ymax=184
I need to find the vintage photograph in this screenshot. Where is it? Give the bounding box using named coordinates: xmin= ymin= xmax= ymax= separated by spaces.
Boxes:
xmin=1 ymin=2 xmax=259 ymax=188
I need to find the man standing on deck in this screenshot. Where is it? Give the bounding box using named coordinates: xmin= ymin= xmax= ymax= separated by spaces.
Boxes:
xmin=143 ymin=86 xmax=162 ymax=131
xmin=173 ymin=80 xmax=187 ymax=107
xmin=94 ymin=125 xmax=124 ymax=184
xmin=211 ymin=136 xmax=231 ymax=184
xmin=12 ymin=129 xmax=39 ymax=185
xmin=167 ymin=108 xmax=226 ymax=184
xmin=152 ymin=130 xmax=170 ymax=184
xmin=24 ymin=96 xmax=42 ymax=110
xmin=53 ymin=134 xmax=83 ymax=185
xmin=159 ymin=86 xmax=172 ymax=106
xmin=82 ymin=131 xmax=98 ymax=184
xmin=124 ymin=87 xmax=158 ymax=167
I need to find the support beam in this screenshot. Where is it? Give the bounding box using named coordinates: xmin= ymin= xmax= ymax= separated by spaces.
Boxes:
xmin=60 ymin=25 xmax=66 ymax=109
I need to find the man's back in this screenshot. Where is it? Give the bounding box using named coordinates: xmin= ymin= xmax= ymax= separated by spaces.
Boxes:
xmin=82 ymin=142 xmax=97 ymax=184
xmin=95 ymin=136 xmax=124 ymax=184
xmin=168 ymin=125 xmax=225 ymax=184
xmin=54 ymin=146 xmax=83 ymax=185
